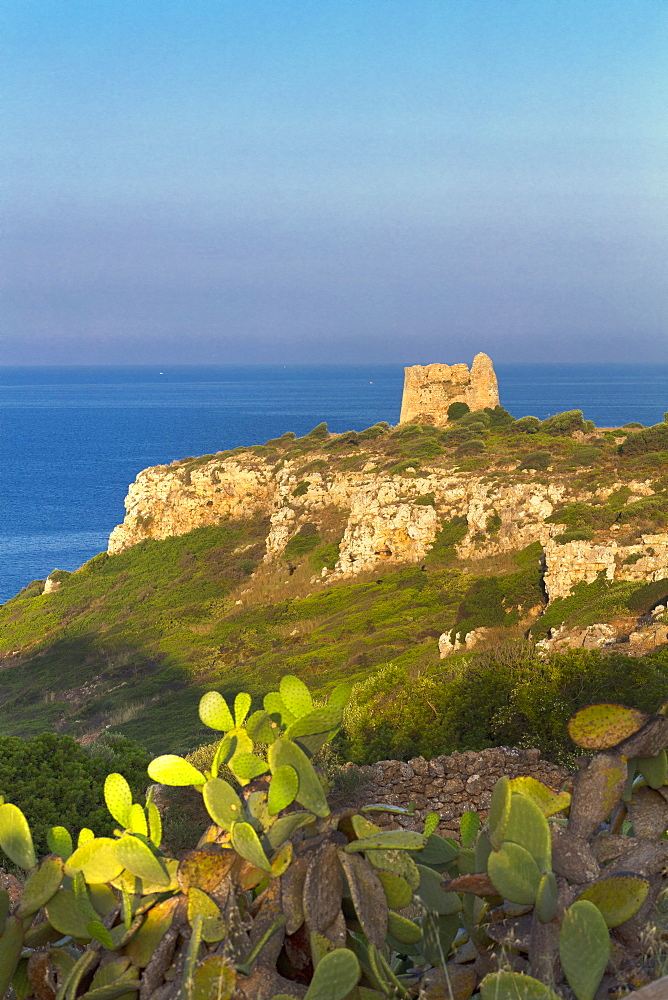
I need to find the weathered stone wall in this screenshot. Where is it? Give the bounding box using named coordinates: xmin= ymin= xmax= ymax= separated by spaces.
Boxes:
xmin=334 ymin=747 xmax=570 ymax=839
xmin=399 ymin=352 xmax=499 ymax=425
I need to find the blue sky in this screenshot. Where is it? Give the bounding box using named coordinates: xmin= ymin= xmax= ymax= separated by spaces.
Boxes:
xmin=3 ymin=0 xmax=666 ymax=364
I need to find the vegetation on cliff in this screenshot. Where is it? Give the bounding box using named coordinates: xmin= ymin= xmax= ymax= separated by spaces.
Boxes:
xmin=1 ymin=410 xmax=668 ymax=772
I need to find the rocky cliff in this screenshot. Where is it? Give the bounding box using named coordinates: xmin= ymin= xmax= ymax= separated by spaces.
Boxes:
xmin=399 ymin=352 xmax=499 ymax=424
xmin=108 ymin=441 xmax=668 ymax=621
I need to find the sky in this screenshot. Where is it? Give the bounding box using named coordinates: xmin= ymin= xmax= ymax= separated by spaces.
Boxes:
xmin=2 ymin=0 xmax=667 ymax=365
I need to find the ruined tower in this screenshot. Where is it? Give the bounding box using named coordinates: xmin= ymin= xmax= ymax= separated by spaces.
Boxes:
xmin=399 ymin=352 xmax=499 ymax=425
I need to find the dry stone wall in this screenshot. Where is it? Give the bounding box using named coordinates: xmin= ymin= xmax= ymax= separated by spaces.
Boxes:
xmin=399 ymin=352 xmax=499 ymax=425
xmin=334 ymin=747 xmax=570 ymax=839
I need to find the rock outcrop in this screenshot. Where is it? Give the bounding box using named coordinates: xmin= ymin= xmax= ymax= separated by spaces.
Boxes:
xmin=399 ymin=352 xmax=499 ymax=425
xmin=108 ymin=452 xmax=668 ymax=602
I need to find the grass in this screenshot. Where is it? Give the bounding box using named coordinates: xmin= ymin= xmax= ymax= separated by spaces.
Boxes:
xmin=3 ymin=409 xmax=668 ymax=760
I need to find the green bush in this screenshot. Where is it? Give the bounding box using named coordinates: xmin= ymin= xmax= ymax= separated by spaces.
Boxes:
xmin=541 ymin=410 xmax=589 ymax=437
xmin=414 ymin=493 xmax=436 ymax=506
xmin=514 ymin=416 xmax=540 ymax=434
xmin=309 ymin=541 xmax=340 ymax=572
xmin=519 ymin=450 xmax=552 ymax=470
xmin=343 ymin=643 xmax=668 ymax=765
xmin=455 ymin=438 xmax=485 ymax=457
xmin=426 ymin=516 xmax=468 ymax=562
xmin=486 ymin=512 xmax=502 ymax=534
xmin=0 ymin=731 xmax=149 ymax=855
xmin=283 ymin=522 xmax=322 ymax=560
xmin=555 ymin=529 xmax=595 ymax=544
xmin=292 ymin=480 xmax=310 ymax=497
xmin=357 ymin=421 xmax=390 ymax=440
xmin=626 ymin=578 xmax=668 ymax=614
xmin=619 ymin=422 xmax=668 ymax=456
xmin=447 ymin=401 xmax=470 ymax=421
xmin=484 ymin=405 xmax=515 ymax=428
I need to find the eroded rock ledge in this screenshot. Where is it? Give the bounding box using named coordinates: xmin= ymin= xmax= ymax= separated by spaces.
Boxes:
xmin=107 ymin=448 xmax=668 ymax=605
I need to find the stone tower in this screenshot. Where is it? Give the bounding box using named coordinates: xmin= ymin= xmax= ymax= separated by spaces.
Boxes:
xmin=399 ymin=352 xmax=499 ymax=425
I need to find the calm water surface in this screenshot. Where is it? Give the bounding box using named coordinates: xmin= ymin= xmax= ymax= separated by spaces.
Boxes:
xmin=2 ymin=363 xmax=667 ymax=603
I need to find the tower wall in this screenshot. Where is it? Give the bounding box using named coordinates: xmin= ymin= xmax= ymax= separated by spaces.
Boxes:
xmin=399 ymin=352 xmax=499 ymax=425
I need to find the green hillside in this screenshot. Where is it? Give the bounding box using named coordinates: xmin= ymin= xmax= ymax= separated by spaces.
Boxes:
xmin=2 ymin=409 xmax=668 ymax=762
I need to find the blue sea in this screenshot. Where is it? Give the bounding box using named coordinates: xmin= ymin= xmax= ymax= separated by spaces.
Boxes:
xmin=2 ymin=363 xmax=668 ymax=605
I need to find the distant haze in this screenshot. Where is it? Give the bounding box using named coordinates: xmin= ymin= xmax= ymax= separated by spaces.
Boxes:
xmin=2 ymin=0 xmax=667 ymax=365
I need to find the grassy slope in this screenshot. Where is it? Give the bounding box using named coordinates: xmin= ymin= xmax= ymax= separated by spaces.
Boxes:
xmin=2 ymin=409 xmax=668 ymax=757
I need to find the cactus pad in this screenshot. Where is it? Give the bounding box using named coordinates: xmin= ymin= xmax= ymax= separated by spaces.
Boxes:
xmin=480 ymin=970 xmax=561 ymax=1000
xmin=128 ymin=803 xmax=148 ymax=837
xmin=233 ymin=691 xmax=252 ymax=727
xmin=344 ymin=830 xmax=425 ymax=853
xmin=264 ymin=691 xmax=296 ymax=727
xmin=487 ymin=841 xmax=541 ymax=904
xmin=46 ymin=889 xmax=93 ymax=938
xmin=559 ymin=900 xmax=610 ymax=1000
xmin=0 ymin=802 xmax=36 ymax=870
xmin=415 ymin=864 xmax=463 ymax=915
xmin=199 ymin=690 xmax=235 ymax=731
xmin=268 ymin=738 xmax=330 ymax=817
xmin=147 ymin=754 xmax=205 ymax=786
xmin=267 ymin=764 xmax=299 ymax=815
xmin=116 ymin=835 xmax=171 ymax=887
xmin=0 ymin=916 xmax=25 ymax=995
xmin=231 ymin=821 xmax=271 ymax=872
xmin=279 ymin=674 xmax=313 ymax=719
xmin=187 ymin=887 xmax=226 ymax=943
xmin=47 ymin=825 xmax=73 ymax=860
xmin=459 ymin=811 xmax=480 ymax=848
xmin=567 ymin=703 xmax=648 ymax=750
xmin=504 ymin=793 xmax=552 ymax=872
xmin=577 ymin=872 xmax=650 ymax=927
xmin=177 ymin=844 xmax=235 ymax=892
xmin=228 ymin=752 xmax=268 ymax=784
xmin=387 ymin=911 xmax=422 ymax=944
xmin=509 ymin=776 xmax=571 ymax=816
xmin=188 ymin=955 xmax=236 ymax=1000
xmin=338 ymin=850 xmax=388 ymax=947
xmin=487 ymin=776 xmax=512 ymax=850
xmin=636 ymin=748 xmax=668 ymax=789
xmin=302 ymin=947 xmax=360 ymax=1000
xmin=202 ymin=777 xmax=245 ymax=829
xmin=16 ymin=857 xmax=63 ymax=918
xmin=65 ymin=837 xmax=123 ymax=884
xmin=375 ymin=869 xmax=413 ymax=909
xmin=104 ymin=773 xmax=133 ymax=828
xmin=535 ymin=871 xmax=558 ymax=923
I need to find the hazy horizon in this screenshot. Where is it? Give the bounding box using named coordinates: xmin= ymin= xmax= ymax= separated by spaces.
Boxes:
xmin=3 ymin=1 xmax=666 ymax=366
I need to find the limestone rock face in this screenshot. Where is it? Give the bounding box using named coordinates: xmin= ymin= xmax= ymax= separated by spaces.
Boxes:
xmin=107 ymin=456 xmax=276 ymax=554
xmin=543 ymin=533 xmax=668 ymax=601
xmin=399 ymin=352 xmax=499 ymax=425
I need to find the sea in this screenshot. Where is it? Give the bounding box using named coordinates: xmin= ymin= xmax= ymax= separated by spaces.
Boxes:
xmin=2 ymin=363 xmax=668 ymax=605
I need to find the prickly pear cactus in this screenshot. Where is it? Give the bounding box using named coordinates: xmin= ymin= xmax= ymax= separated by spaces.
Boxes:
xmin=0 ymin=684 xmax=666 ymax=1000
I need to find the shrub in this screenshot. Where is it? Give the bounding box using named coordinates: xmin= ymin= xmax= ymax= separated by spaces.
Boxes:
xmin=447 ymin=400 xmax=470 ymax=420
xmin=514 ymin=415 xmax=541 ymax=434
xmin=484 ymin=404 xmax=515 ymax=428
xmin=568 ymin=446 xmax=603 ymax=466
xmin=541 ymin=409 xmax=588 ymax=437
xmin=414 ymin=493 xmax=436 ymax=506
xmin=283 ymin=523 xmax=321 ymax=561
xmin=619 ymin=422 xmax=668 ymax=456
xmin=555 ymin=529 xmax=595 ymax=544
xmin=627 ymin=578 xmax=668 ymax=614
xmin=518 ymin=450 xmax=552 ymax=470
xmin=357 ymin=421 xmax=390 ymax=440
xmin=426 ymin=515 xmax=468 ymax=562
xmin=455 ymin=438 xmax=485 ymax=457
xmin=486 ymin=512 xmax=502 ymax=534
xmin=0 ymin=732 xmax=149 ymax=856
xmin=309 ymin=541 xmax=340 ymax=572
xmin=304 ymin=421 xmax=329 ymax=439
xmin=291 ymin=480 xmax=310 ymax=497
